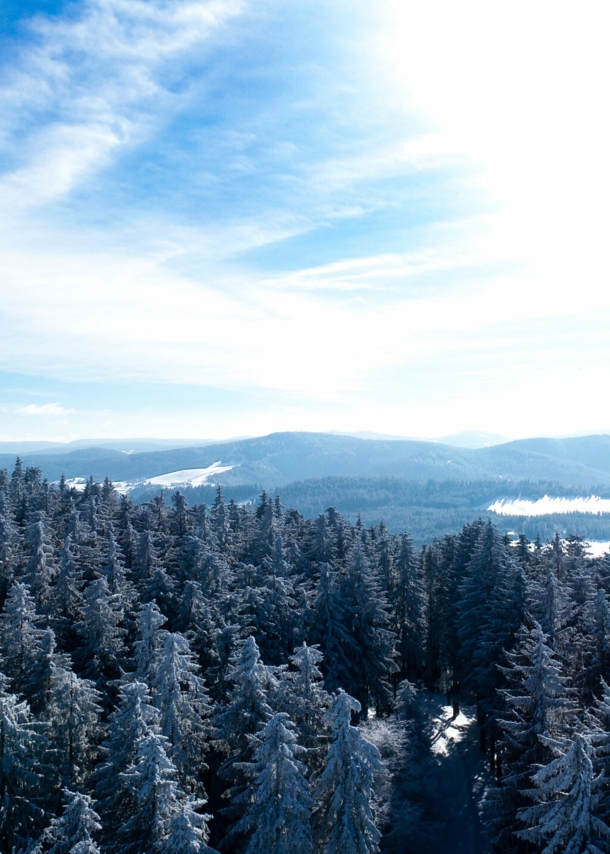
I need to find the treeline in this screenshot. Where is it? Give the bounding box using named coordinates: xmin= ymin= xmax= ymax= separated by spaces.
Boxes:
xmin=134 ymin=475 xmax=610 ymax=543
xmin=2 ymin=458 xmax=610 ymax=853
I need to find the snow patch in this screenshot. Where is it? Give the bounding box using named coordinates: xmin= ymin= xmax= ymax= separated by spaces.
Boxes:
xmin=144 ymin=461 xmax=235 ymax=488
xmin=430 ymin=706 xmax=474 ymax=757
xmin=489 ymin=495 xmax=610 ymax=516
xmin=62 ymin=477 xmax=88 ymax=492
xmin=585 ymin=541 xmax=610 ymax=558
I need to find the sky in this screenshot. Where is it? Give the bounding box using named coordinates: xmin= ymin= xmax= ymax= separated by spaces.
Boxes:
xmin=1 ymin=0 xmax=609 ymax=442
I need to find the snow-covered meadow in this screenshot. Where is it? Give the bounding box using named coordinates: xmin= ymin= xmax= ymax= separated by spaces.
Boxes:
xmin=489 ymin=496 xmax=610 ymax=516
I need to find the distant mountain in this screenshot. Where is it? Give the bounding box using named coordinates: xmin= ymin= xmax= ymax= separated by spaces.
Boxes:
xmin=0 ymin=437 xmax=225 ymax=456
xmin=3 ymin=431 xmax=610 ymax=488
xmin=433 ymin=430 xmax=510 ymax=449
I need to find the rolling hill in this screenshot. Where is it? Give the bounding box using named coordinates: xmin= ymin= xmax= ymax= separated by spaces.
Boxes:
xmin=3 ymin=431 xmax=610 ymax=488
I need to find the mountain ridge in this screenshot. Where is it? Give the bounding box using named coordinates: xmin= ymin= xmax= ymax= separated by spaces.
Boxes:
xmin=2 ymin=430 xmax=610 ymax=487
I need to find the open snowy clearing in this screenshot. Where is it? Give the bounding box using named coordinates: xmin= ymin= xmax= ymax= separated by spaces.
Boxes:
xmin=429 ymin=705 xmax=474 ymax=757
xmin=143 ymin=462 xmax=234 ymax=488
xmin=420 ymin=695 xmax=491 ymax=854
xmin=59 ymin=461 xmax=235 ymax=495
xmin=489 ymin=495 xmax=610 ymax=516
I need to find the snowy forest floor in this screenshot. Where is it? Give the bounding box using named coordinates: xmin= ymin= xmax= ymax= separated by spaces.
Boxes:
xmin=387 ymin=693 xmax=492 ymax=853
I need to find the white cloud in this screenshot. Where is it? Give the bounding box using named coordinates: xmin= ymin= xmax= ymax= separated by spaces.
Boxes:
xmin=1 ymin=1 xmax=609 ymax=440
xmin=0 ymin=0 xmax=245 ymax=207
xmin=16 ymin=403 xmax=72 ymax=416
xmin=374 ymin=1 xmax=610 ymax=302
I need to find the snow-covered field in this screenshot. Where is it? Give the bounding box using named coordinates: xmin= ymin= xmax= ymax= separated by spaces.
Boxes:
xmin=143 ymin=461 xmax=234 ymax=488
xmin=60 ymin=461 xmax=234 ymax=494
xmin=489 ymin=496 xmax=610 ymax=516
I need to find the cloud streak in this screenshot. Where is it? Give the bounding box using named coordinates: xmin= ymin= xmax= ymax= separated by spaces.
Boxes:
xmin=1 ymin=0 xmax=609 ymax=440
xmin=0 ymin=0 xmax=245 ymax=207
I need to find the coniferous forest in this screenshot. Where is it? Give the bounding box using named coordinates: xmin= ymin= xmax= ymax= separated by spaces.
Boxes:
xmin=3 ymin=459 xmax=610 ymax=853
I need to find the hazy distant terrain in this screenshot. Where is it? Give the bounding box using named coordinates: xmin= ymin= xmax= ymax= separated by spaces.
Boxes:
xmin=4 ymin=432 xmax=610 ymax=543
xmin=4 ymin=432 xmax=610 ymax=486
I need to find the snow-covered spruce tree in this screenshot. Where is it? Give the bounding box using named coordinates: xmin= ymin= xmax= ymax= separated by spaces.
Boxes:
xmin=0 ymin=492 xmax=20 ymax=605
xmin=255 ymin=534 xmax=300 ymax=665
xmin=24 ymin=514 xmax=58 ymax=613
xmin=517 ymin=731 xmax=610 ymax=854
xmin=135 ymin=529 xmax=175 ymax=617
xmin=44 ymin=664 xmax=104 ymax=794
xmin=117 ymin=728 xmax=185 ymax=854
xmin=176 ymin=580 xmax=222 ymax=677
xmin=76 ymin=576 xmax=126 ymax=687
xmin=24 ymin=628 xmax=72 ymax=716
xmin=211 ymin=636 xmax=278 ymax=830
xmin=227 ymin=713 xmax=313 ymax=854
xmin=310 ymin=562 xmax=358 ymax=696
xmin=0 ymin=673 xmax=44 ymax=851
xmin=578 ymin=589 xmax=610 ymax=704
xmin=280 ymin=643 xmax=330 ymax=774
xmin=531 ymin=567 xmax=577 ymax=655
xmin=94 ymin=681 xmax=159 ymax=847
xmin=134 ymin=601 xmax=167 ymax=685
xmin=339 ymin=540 xmax=396 ymax=714
xmin=391 ymin=532 xmax=425 ymax=681
xmin=152 ymin=631 xmax=211 ymax=794
xmin=198 ymin=549 xmax=232 ymax=601
xmin=31 ymin=789 xmax=101 ymax=854
xmin=51 ymin=535 xmax=84 ymax=648
xmin=487 ymin=620 xmax=577 ymax=853
xmin=162 ymin=798 xmax=218 ymax=854
xmin=100 ymin=529 xmax=133 ymax=603
xmin=211 ymin=487 xmax=231 ymax=555
xmin=457 ymin=521 xmax=523 ymax=702
xmin=0 ymin=581 xmax=44 ymax=696
xmin=313 ymin=690 xmax=382 ymax=854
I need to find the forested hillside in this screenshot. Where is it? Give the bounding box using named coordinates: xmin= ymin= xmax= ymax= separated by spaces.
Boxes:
xmin=4 ymin=431 xmax=610 ymax=486
xmin=2 ymin=459 xmax=610 ymax=853
xmin=145 ymin=476 xmax=610 ymax=544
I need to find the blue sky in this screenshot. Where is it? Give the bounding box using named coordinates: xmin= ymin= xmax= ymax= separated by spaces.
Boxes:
xmin=1 ymin=0 xmax=609 ymax=442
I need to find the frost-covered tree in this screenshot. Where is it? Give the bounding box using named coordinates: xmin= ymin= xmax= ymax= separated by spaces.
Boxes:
xmin=32 ymin=789 xmax=101 ymax=854
xmin=134 ymin=601 xmax=167 ymax=685
xmin=391 ymin=533 xmax=425 ymax=680
xmin=0 ymin=674 xmax=44 ymax=850
xmin=458 ymin=521 xmax=523 ymax=700
xmin=76 ymin=577 xmax=126 ymax=686
xmin=118 ymin=729 xmax=184 ymax=854
xmin=517 ymin=731 xmax=610 ymax=854
xmin=45 ymin=665 xmax=104 ymax=792
xmin=531 ymin=568 xmax=577 ymax=655
xmin=0 ymin=581 xmax=44 ymax=695
xmin=212 ymin=636 xmax=277 ymax=763
xmin=101 ymin=529 xmax=133 ymax=602
xmin=152 ymin=631 xmax=211 ymax=793
xmin=310 ymin=562 xmax=358 ymax=696
xmin=25 ymin=628 xmax=72 ymax=716
xmin=280 ymin=643 xmax=330 ymax=773
xmin=228 ymin=713 xmax=313 ymax=854
xmin=0 ymin=494 xmax=19 ymax=605
xmin=162 ymin=798 xmax=218 ymax=854
xmin=212 ymin=636 xmax=278 ymax=828
xmin=51 ymin=535 xmax=84 ymax=647
xmin=255 ymin=535 xmax=299 ymax=664
xmin=24 ymin=514 xmax=58 ymax=613
xmin=339 ymin=541 xmax=396 ymax=713
xmin=94 ymin=681 xmax=159 ymax=845
xmin=488 ymin=621 xmax=577 ymax=853
xmin=313 ymin=690 xmax=382 ymax=854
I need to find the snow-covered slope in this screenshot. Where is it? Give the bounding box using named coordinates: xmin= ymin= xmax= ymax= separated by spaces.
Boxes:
xmin=143 ymin=462 xmax=234 ymax=488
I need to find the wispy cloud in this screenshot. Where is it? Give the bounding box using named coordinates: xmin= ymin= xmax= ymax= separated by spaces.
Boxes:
xmin=16 ymin=403 xmax=72 ymax=416
xmin=0 ymin=0 xmax=245 ymax=207
xmin=1 ymin=1 xmax=609 ymax=440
